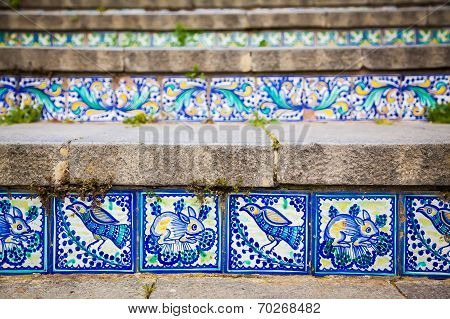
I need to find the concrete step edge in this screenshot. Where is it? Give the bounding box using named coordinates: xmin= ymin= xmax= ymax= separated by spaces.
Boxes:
xmin=0 ymin=6 xmax=448 ymax=30
xmin=0 ymin=46 xmax=448 ymax=72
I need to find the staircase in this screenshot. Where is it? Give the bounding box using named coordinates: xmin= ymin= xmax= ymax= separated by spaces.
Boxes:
xmin=0 ymin=0 xmax=449 ymax=289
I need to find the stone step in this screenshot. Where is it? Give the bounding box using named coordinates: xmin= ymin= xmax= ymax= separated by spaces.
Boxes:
xmin=1 ymin=274 xmax=449 ymax=299
xmin=1 ymin=46 xmax=448 ymax=73
xmin=0 ymin=0 xmax=446 ymax=10
xmin=0 ymin=122 xmax=448 ymax=187
xmin=0 ymin=7 xmax=448 ymax=31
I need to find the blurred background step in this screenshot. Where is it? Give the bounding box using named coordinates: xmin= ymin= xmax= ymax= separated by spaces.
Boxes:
xmin=0 ymin=6 xmax=448 ymax=31
xmin=0 ymin=0 xmax=447 ymax=9
xmin=0 ymin=46 xmax=448 ymax=73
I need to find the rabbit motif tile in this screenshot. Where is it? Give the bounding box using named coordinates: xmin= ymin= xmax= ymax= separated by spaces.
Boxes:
xmin=403 ymin=195 xmax=450 ymax=276
xmin=0 ymin=193 xmax=47 ymax=274
xmin=140 ymin=191 xmax=221 ymax=272
xmin=52 ymin=192 xmax=135 ymax=273
xmin=226 ymin=193 xmax=309 ymax=274
xmin=314 ymin=194 xmax=397 ymax=275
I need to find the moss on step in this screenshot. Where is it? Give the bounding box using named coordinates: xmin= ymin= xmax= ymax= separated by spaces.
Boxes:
xmin=0 ymin=104 xmax=42 ymax=125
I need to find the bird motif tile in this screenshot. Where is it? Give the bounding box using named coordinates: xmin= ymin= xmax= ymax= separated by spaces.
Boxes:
xmin=0 ymin=193 xmax=47 ymax=274
xmin=227 ymin=193 xmax=309 ymax=274
xmin=139 ymin=191 xmax=220 ymax=272
xmin=314 ymin=194 xmax=397 ymax=276
xmin=403 ymin=195 xmax=450 ymax=276
xmin=52 ymin=192 xmax=135 ymax=273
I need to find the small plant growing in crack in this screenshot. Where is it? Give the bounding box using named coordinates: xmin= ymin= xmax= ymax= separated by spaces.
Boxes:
xmin=185 ymin=64 xmax=205 ymax=80
xmin=122 ymin=113 xmax=158 ymax=126
xmin=172 ymin=22 xmax=196 ymax=47
xmin=0 ymin=104 xmax=42 ymax=125
xmin=143 ymin=282 xmax=157 ymax=299
xmin=247 ymin=112 xmax=281 ymax=150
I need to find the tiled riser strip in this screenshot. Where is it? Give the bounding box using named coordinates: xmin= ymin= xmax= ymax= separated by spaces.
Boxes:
xmin=1 ymin=75 xmax=449 ymax=121
xmin=0 ymin=191 xmax=448 ymax=276
xmin=0 ymin=28 xmax=449 ymax=48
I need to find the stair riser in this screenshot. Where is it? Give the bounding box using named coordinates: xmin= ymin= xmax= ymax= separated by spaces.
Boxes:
xmin=0 ymin=191 xmax=448 ymax=276
xmin=1 ymin=7 xmax=448 ymax=31
xmin=1 ymin=74 xmax=448 ymax=122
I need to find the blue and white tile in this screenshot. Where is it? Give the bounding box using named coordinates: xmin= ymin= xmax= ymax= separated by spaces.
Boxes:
xmin=210 ymin=77 xmax=257 ymax=121
xmin=314 ymin=194 xmax=397 ymax=276
xmin=152 ymin=32 xmax=177 ymax=48
xmin=0 ymin=76 xmax=17 ymax=115
xmin=256 ymin=76 xmax=303 ymax=120
xmin=116 ymin=77 xmax=161 ymax=119
xmin=403 ymin=195 xmax=449 ymax=276
xmin=435 ymin=28 xmax=450 ymax=44
xmin=67 ymin=77 xmax=117 ymax=121
xmin=0 ymin=193 xmax=47 ymax=274
xmin=401 ymin=75 xmax=450 ymax=120
xmin=217 ymin=32 xmax=248 ymax=47
xmin=162 ymin=77 xmax=208 ymax=121
xmin=53 ymin=192 xmax=135 ymax=273
xmin=140 ymin=191 xmax=220 ymax=272
xmin=316 ymin=31 xmax=337 ymax=47
xmin=227 ymin=193 xmax=309 ymax=274
xmin=18 ymin=77 xmax=65 ymax=121
xmin=303 ymin=76 xmax=352 ymax=120
xmin=250 ymin=31 xmax=282 ymax=47
xmin=351 ymin=76 xmax=402 ymax=119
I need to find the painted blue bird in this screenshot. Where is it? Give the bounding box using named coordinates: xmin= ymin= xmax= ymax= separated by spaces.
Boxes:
xmin=417 ymin=204 xmax=450 ymax=254
xmin=240 ymin=203 xmax=303 ymax=253
xmin=66 ymin=201 xmax=129 ymax=250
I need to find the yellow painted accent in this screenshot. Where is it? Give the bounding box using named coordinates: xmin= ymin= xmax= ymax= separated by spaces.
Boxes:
xmin=405 ymin=91 xmax=414 ymax=103
xmin=412 ymin=106 xmax=425 ymax=116
xmin=142 ymin=101 xmax=158 ymax=112
xmin=117 ymin=93 xmax=127 ymax=107
xmin=418 ymin=79 xmax=431 ymax=88
xmin=86 ymin=109 xmax=105 ymax=116
xmin=235 ymin=84 xmax=252 ymax=97
xmin=431 ymin=85 xmax=446 ymax=95
xmin=71 ymin=101 xmax=86 ymax=112
xmin=355 ymin=85 xmax=369 ymax=96
xmin=46 ymin=86 xmax=62 ymax=97
xmin=334 ymin=101 xmax=348 ymax=113
xmin=166 ymin=86 xmax=178 ymax=97
xmin=156 ymin=217 xmax=171 ymax=233
xmin=180 ymin=81 xmax=193 ymax=90
xmin=329 ymin=220 xmax=347 ymax=238
xmin=36 ymin=81 xmax=47 ymax=90
xmin=196 ymin=94 xmax=204 ymax=104
xmin=386 ymin=88 xmax=398 ymax=103
xmin=90 ymin=81 xmax=103 ymax=91
xmin=371 ymin=79 xmax=385 ymax=88
xmin=5 ymin=92 xmax=15 ymax=107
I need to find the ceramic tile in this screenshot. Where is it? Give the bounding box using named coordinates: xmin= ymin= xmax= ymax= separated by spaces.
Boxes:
xmin=152 ymin=32 xmax=177 ymax=48
xmin=435 ymin=28 xmax=450 ymax=44
xmin=417 ymin=29 xmax=434 ymax=45
xmin=18 ymin=77 xmax=65 ymax=121
xmin=335 ymin=31 xmax=349 ymax=46
xmin=53 ymin=192 xmax=135 ymax=273
xmin=303 ymin=76 xmax=352 ymax=120
xmin=53 ymin=33 xmax=69 ymax=47
xmin=256 ymin=76 xmax=303 ymax=121
xmin=0 ymin=193 xmax=47 ymax=274
xmin=401 ymin=75 xmax=450 ymax=120
xmin=349 ymin=30 xmax=365 ymax=46
xmin=140 ymin=191 xmax=220 ymax=272
xmin=314 ymin=194 xmax=397 ymax=276
xmin=364 ymin=29 xmax=382 ymax=46
xmin=0 ymin=76 xmax=17 ymax=115
xmin=351 ymin=76 xmax=402 ymax=119
xmin=210 ymin=77 xmax=257 ymax=121
xmin=316 ymin=31 xmax=337 ymax=47
xmin=227 ymin=193 xmax=309 ymax=274
xmin=383 ymin=29 xmax=404 ymax=45
xmin=67 ymin=77 xmax=117 ymax=121
xmin=19 ymin=32 xmax=37 ymax=47
xmin=250 ymin=31 xmax=282 ymax=47
xmin=162 ymin=77 xmax=208 ymax=121
xmin=403 ymin=195 xmax=449 ymax=276
xmin=115 ymin=76 xmax=161 ymax=119
xmin=217 ymin=32 xmax=248 ymax=48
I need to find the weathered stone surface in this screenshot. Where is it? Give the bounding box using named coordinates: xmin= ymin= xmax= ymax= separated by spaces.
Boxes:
xmin=251 ymin=48 xmax=362 ymax=72
xmin=0 ymin=122 xmax=448 ymax=187
xmin=0 ymin=47 xmax=124 ymax=72
xmin=276 ymin=122 xmax=450 ymax=186
xmin=363 ymin=46 xmax=450 ymax=70
xmin=0 ymin=7 xmax=448 ymax=30
xmin=394 ymin=279 xmax=450 ymax=299
xmin=124 ymin=49 xmax=252 ymax=73
xmin=0 ymin=274 xmax=431 ymax=299
xmin=0 ymin=0 xmax=445 ymax=9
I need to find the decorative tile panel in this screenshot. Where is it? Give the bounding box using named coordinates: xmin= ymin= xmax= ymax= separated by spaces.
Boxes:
xmin=314 ymin=194 xmax=397 ymax=276
xmin=1 ymin=28 xmax=447 ymax=49
xmin=53 ymin=192 xmax=135 ymax=273
xmin=211 ymin=77 xmax=257 ymax=121
xmin=403 ymin=195 xmax=449 ymax=276
xmin=351 ymin=76 xmax=403 ymax=120
xmin=140 ymin=191 xmax=220 ymax=272
xmin=401 ymin=75 xmax=450 ymax=120
xmin=303 ymin=76 xmax=352 ymax=120
xmin=0 ymin=76 xmax=16 ymax=115
xmin=227 ymin=193 xmax=309 ymax=274
xmin=256 ymin=77 xmax=303 ymax=121
xmin=162 ymin=77 xmax=208 ymax=121
xmin=0 ymin=193 xmax=47 ymax=274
